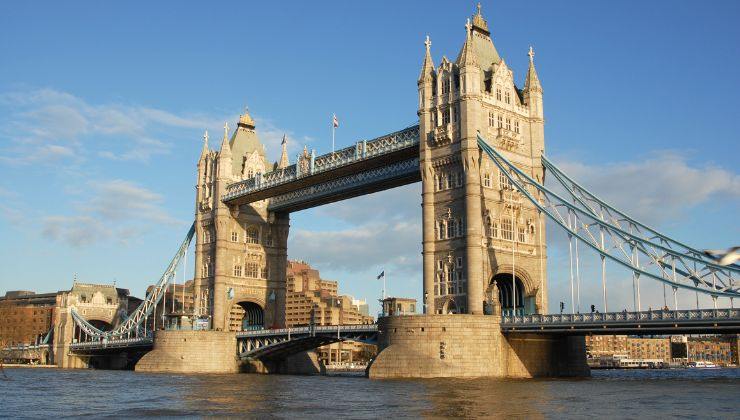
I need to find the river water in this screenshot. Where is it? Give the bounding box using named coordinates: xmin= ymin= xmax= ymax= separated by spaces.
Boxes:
xmin=1 ymin=368 xmax=738 ymax=418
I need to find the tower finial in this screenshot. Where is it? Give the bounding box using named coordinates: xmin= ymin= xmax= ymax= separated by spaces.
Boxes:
xmin=528 ymin=46 xmax=535 ymax=63
xmin=203 ymin=129 xmax=209 ymax=146
xmin=223 ymin=122 xmax=229 ymax=139
xmin=477 ymin=2 xmax=482 ymax=16
xmin=424 ymin=35 xmax=431 ymax=52
xmin=465 ymin=18 xmax=472 ymax=32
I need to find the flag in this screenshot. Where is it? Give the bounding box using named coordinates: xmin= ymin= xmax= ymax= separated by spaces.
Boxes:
xmin=377 ymin=270 xmax=385 ymax=280
xmin=332 ymin=114 xmax=339 ymax=128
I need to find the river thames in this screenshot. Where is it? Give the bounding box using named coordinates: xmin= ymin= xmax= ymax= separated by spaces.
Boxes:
xmin=1 ymin=368 xmax=738 ymax=418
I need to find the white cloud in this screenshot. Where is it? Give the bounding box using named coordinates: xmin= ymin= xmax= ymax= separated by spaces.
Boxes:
xmin=0 ymin=88 xmax=225 ymax=164
xmin=552 ymin=153 xmax=740 ymax=225
xmin=41 ymin=179 xmax=182 ymax=247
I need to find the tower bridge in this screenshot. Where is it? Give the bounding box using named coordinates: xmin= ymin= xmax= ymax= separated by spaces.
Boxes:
xmin=16 ymin=5 xmax=738 ymax=377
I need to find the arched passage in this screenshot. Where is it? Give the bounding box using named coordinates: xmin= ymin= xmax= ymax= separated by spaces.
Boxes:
xmin=492 ymin=273 xmax=526 ymax=316
xmin=228 ymin=301 xmax=264 ymax=332
xmin=442 ymin=299 xmax=458 ymax=314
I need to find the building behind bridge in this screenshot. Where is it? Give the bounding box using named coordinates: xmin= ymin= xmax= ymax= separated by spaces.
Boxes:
xmin=0 ymin=291 xmax=56 ymax=346
xmin=286 ymin=260 xmax=375 ymax=364
xmin=586 ymin=334 xmax=739 ymax=367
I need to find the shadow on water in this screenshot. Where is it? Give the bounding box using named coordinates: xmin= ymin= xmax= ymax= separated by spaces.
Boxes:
xmin=1 ymin=368 xmax=738 ymax=418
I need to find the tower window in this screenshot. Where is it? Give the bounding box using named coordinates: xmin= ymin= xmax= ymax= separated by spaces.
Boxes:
xmin=496 ymin=88 xmax=502 ymax=101
xmin=501 ymin=218 xmax=514 ymax=241
xmin=442 ymin=108 xmax=450 ymax=125
xmin=438 ymin=221 xmax=446 ymax=240
xmin=456 ymin=257 xmax=463 ymax=269
xmin=518 ymin=226 xmax=527 ymax=243
xmin=497 ymin=115 xmax=503 ymax=128
xmin=499 ymin=171 xmax=513 ymax=190
xmin=514 ymin=120 xmax=520 ymax=134
xmin=447 ymin=219 xmax=456 ymax=239
xmin=488 ymin=112 xmax=495 ymax=127
xmin=483 ymin=173 xmax=491 ymax=188
xmin=231 ymin=231 xmax=238 ymax=242
xmin=233 ymin=264 xmax=243 ymax=277
xmin=246 ymin=226 xmax=259 ymax=244
xmin=505 ymin=91 xmax=511 ymax=104
xmin=446 ymin=173 xmax=454 ymax=189
xmin=437 ymin=174 xmax=444 ymax=191
xmin=246 ymin=263 xmax=259 ymax=278
xmin=506 ymin=118 xmax=511 ymax=131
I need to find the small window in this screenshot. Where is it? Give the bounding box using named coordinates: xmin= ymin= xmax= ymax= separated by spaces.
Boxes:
xmin=442 ymin=108 xmax=450 ymax=125
xmin=231 ymin=231 xmax=238 ymax=242
xmin=499 ymin=171 xmax=512 ymax=190
xmin=496 ymin=88 xmax=502 ymax=101
xmin=437 ymin=175 xmax=444 ymax=191
xmin=501 ymin=218 xmax=514 ymax=241
xmin=447 ymin=219 xmax=456 ymax=239
xmin=514 ymin=120 xmax=520 ymax=134
xmin=483 ymin=173 xmax=491 ymax=188
xmin=456 ymin=257 xmax=463 ymax=268
xmin=506 ymin=118 xmax=511 ymax=131
xmin=488 ymin=112 xmax=495 ymax=127
xmin=246 ymin=227 xmax=259 ymax=244
xmin=505 ymin=91 xmax=511 ymax=104
xmin=233 ymin=265 xmax=242 ymax=277
xmin=518 ymin=226 xmax=526 ymax=243
xmin=497 ymin=115 xmax=503 ymax=128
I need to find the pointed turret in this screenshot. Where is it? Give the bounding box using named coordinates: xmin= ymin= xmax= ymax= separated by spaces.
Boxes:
xmin=418 ymin=35 xmax=436 ymax=83
xmin=456 ymin=3 xmax=500 ymax=69
xmin=524 ymin=46 xmax=542 ymax=93
xmin=457 ymin=19 xmax=478 ymax=67
xmin=218 ymin=122 xmax=233 ymax=178
xmin=278 ymin=134 xmax=289 ymax=169
xmin=199 ymin=130 xmax=209 ymax=161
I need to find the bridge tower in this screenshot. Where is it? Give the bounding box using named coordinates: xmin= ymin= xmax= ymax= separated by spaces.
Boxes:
xmin=419 ymin=5 xmax=547 ymax=316
xmin=193 ymin=111 xmax=289 ymax=331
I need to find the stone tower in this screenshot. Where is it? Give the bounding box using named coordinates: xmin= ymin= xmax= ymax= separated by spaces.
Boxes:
xmin=419 ymin=5 xmax=547 ymax=316
xmin=193 ymin=110 xmax=289 ymax=331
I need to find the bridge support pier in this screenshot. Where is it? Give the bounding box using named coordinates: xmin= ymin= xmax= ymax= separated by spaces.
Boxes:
xmin=136 ymin=330 xmax=240 ymax=373
xmin=368 ymin=315 xmax=589 ymax=379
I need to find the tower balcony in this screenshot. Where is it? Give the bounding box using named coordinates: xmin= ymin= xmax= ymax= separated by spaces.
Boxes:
xmin=431 ymin=123 xmax=458 ymax=147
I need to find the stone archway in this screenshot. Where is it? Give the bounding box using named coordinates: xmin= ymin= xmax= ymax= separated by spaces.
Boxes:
xmin=441 ymin=298 xmax=458 ymax=314
xmin=490 ymin=273 xmax=528 ymax=316
xmin=228 ymin=301 xmax=264 ymax=332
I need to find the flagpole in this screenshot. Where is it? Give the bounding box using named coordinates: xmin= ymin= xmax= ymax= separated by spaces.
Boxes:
xmin=331 ymin=114 xmax=335 ymax=153
xmin=383 ymin=268 xmax=387 ymax=300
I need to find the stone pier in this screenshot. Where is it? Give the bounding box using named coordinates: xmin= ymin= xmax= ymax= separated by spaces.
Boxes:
xmin=136 ymin=330 xmax=324 ymax=375
xmin=367 ymin=315 xmax=589 ymax=379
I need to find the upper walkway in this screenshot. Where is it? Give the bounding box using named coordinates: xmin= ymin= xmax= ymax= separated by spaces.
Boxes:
xmin=222 ymin=125 xmax=420 ymax=212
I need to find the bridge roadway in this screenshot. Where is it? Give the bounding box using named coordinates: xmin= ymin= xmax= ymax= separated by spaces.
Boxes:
xmin=222 ymin=125 xmax=420 ymax=212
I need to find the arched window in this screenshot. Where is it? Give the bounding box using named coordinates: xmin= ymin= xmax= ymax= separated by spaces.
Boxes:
xmin=456 ymin=218 xmax=464 ymax=237
xmin=438 ymin=220 xmax=446 ymax=240
xmin=485 ymin=216 xmax=492 ymax=237
xmin=245 ymin=226 xmax=259 ymax=244
xmin=447 ymin=219 xmax=456 ymax=238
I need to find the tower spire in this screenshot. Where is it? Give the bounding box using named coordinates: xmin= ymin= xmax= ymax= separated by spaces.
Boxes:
xmin=418 ymin=35 xmax=436 ymax=82
xmin=524 ymin=45 xmax=542 ymax=92
xmin=220 ymin=122 xmax=232 ymax=156
xmin=199 ymin=129 xmax=209 ymax=161
xmin=278 ymin=134 xmax=289 ymax=169
xmin=458 ymin=18 xmax=478 ymax=66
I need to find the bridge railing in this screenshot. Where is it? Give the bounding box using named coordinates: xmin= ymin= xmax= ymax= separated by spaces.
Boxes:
xmin=236 ymin=324 xmax=378 ymax=338
xmin=223 ymin=125 xmax=419 ymax=201
xmin=502 ymin=309 xmax=739 ymax=325
xmin=69 ymin=337 xmax=153 ymax=350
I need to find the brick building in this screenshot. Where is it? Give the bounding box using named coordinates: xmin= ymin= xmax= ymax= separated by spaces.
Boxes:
xmin=0 ymin=291 xmax=57 ymax=346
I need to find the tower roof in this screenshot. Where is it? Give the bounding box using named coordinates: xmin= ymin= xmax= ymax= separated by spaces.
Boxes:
xmin=456 ymin=3 xmax=501 ymax=69
xmin=230 ymin=108 xmax=266 ymax=165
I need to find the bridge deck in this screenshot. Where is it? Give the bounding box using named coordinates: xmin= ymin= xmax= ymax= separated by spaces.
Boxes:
xmin=501 ymin=309 xmax=740 ymax=335
xmin=222 ymin=126 xmax=420 ymax=212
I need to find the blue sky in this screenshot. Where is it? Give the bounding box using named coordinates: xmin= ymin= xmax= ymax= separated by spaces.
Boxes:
xmin=0 ymin=1 xmax=738 ymax=315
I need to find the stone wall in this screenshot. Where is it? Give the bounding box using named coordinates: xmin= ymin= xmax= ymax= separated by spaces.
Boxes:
xmin=368 ymin=314 xmax=589 ymax=378
xmin=136 ymin=330 xmax=239 ymax=373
